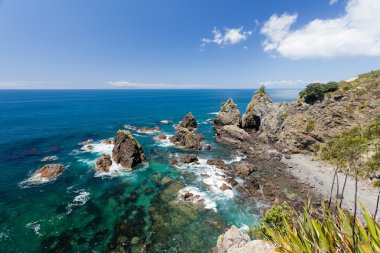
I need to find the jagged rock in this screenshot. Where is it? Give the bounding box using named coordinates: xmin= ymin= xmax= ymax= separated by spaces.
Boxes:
xmin=33 ymin=164 xmax=64 ymax=179
xmin=242 ymin=89 xmax=274 ymax=130
xmin=170 ymin=156 xmax=178 ymax=166
xmin=112 ymin=130 xmax=145 ymax=169
xmin=203 ymin=144 xmax=212 ymax=150
xmin=220 ymin=183 xmax=232 ymax=191
xmin=215 ymin=98 xmax=241 ymax=127
xmin=139 ymin=126 xmax=161 ymax=133
xmin=225 ymin=177 xmax=238 ymax=186
xmin=216 ymin=125 xmax=252 ymax=144
xmin=207 ymin=159 xmax=230 ymax=171
xmin=158 ymin=134 xmax=167 ymax=140
xmin=178 ymin=112 xmax=198 ymax=129
xmin=234 ymin=162 xmax=255 ymax=178
xmin=170 ymin=114 xmax=204 ymax=150
xmin=95 ymin=154 xmax=112 ymax=172
xmin=213 ymin=225 xmax=274 ymax=253
xmin=103 ymin=139 xmax=112 ymax=145
xmin=180 ymin=154 xmax=199 ymax=164
xmin=170 ymin=128 xmax=204 ymax=150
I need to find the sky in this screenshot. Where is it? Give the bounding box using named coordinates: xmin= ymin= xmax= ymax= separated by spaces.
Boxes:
xmin=0 ymin=0 xmax=379 ymax=89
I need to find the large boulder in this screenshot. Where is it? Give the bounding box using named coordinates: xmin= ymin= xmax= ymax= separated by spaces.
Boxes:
xmin=112 ymin=130 xmax=145 ymax=169
xmin=33 ymin=164 xmax=64 ymax=179
xmin=179 ymin=112 xmax=198 ymax=129
xmin=170 ymin=128 xmax=204 ymax=150
xmin=215 ymin=98 xmax=241 ymax=127
xmin=242 ymin=88 xmax=273 ymax=130
xmin=216 ymin=125 xmax=252 ymax=144
xmin=95 ymin=154 xmax=112 ymax=172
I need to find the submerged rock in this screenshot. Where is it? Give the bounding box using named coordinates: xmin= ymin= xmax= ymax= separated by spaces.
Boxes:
xmin=203 ymin=144 xmax=212 ymax=150
xmin=33 ymin=164 xmax=64 ymax=179
xmin=95 ymin=154 xmax=112 ymax=172
xmin=215 ymin=98 xmax=241 ymax=127
xmin=112 ymin=130 xmax=145 ymax=169
xmin=158 ymin=134 xmax=167 ymax=140
xmin=178 ymin=112 xmax=198 ymax=129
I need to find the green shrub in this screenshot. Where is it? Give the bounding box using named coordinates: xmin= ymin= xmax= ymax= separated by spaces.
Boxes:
xmin=257 ymin=85 xmax=266 ymax=96
xmin=305 ymin=119 xmax=315 ymax=132
xmin=299 ymin=82 xmax=339 ymax=104
xmin=249 ymin=203 xmax=294 ymax=239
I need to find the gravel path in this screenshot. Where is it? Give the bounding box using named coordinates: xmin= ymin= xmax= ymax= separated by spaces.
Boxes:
xmin=282 ymin=154 xmax=379 ymax=220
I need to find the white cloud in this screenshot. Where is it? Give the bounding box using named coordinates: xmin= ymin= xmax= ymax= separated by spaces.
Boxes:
xmin=108 ymin=81 xmax=209 ymax=89
xmin=202 ymin=27 xmax=252 ymax=47
xmin=259 ymin=80 xmax=325 ymax=89
xmin=329 ymin=0 xmax=338 ymax=5
xmin=261 ymin=0 xmax=380 ymax=59
xmin=0 ymin=81 xmax=64 ymax=88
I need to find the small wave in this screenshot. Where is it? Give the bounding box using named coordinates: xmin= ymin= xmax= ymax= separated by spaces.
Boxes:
xmin=26 ymin=221 xmax=42 ymax=236
xmin=40 ymin=156 xmax=58 ymax=162
xmin=160 ymin=120 xmax=172 ymax=124
xmin=175 ymin=157 xmax=235 ymax=199
xmin=208 ymin=112 xmax=219 ymax=115
xmin=123 ymin=124 xmax=137 ymax=131
xmin=224 ymin=153 xmax=246 ymax=164
xmin=178 ymin=186 xmax=217 ymax=212
xmin=153 ymin=134 xmax=174 ymax=147
xmin=19 ymin=172 xmax=61 ymax=188
xmin=0 ymin=230 xmax=10 ymax=241
xmin=66 ymin=190 xmax=90 ymax=214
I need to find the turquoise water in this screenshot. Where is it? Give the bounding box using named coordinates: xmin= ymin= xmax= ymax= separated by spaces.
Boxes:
xmin=0 ymin=89 xmax=298 ymax=252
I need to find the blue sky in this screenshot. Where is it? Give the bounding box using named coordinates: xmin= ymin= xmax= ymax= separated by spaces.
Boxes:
xmin=0 ymin=0 xmax=379 ymax=89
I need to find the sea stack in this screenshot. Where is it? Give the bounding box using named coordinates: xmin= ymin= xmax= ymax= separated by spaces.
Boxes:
xmin=170 ymin=112 xmax=204 ymax=150
xmin=112 ymin=130 xmax=145 ymax=169
xmin=214 ymin=98 xmax=241 ymax=127
xmin=241 ymin=87 xmax=273 ymax=130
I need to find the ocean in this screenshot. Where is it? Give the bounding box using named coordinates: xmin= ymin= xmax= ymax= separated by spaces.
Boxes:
xmin=0 ymin=89 xmax=299 ymax=252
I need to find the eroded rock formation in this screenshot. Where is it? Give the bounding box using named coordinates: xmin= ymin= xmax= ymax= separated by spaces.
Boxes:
xmin=112 ymin=130 xmax=145 ymax=169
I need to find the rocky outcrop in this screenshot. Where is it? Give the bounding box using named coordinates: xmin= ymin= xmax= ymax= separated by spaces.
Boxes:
xmin=206 ymin=159 xmax=230 ymax=171
xmin=112 ymin=130 xmax=145 ymax=169
xmin=215 ymin=99 xmax=241 ymax=127
xmin=33 ymin=164 xmax=64 ymax=179
xmin=180 ymin=154 xmax=199 ymax=164
xmin=212 ymin=226 xmax=275 ymax=253
xmin=139 ymin=126 xmax=161 ymax=133
xmin=96 ymin=154 xmax=112 ymax=172
xmin=216 ymin=125 xmax=252 ymax=145
xmin=170 ymin=113 xmax=205 ymax=150
xmin=170 ymin=128 xmax=204 ymax=150
xmin=234 ymin=162 xmax=255 ymax=178
xmin=178 ymin=112 xmax=198 ymax=129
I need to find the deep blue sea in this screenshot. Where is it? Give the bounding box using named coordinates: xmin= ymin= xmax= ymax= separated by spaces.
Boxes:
xmin=0 ymin=89 xmax=298 ymax=252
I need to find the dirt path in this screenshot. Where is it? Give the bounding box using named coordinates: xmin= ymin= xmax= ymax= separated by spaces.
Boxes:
xmin=282 ymin=154 xmax=379 ymax=220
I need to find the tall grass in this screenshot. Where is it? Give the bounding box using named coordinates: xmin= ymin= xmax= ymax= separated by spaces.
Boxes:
xmin=263 ymin=202 xmax=380 ymax=253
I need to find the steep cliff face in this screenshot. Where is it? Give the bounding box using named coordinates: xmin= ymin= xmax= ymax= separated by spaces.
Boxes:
xmin=241 ymin=70 xmax=380 ymax=154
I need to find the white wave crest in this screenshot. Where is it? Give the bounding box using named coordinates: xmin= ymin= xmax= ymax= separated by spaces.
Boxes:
xmin=178 ymin=186 xmax=217 ymax=212
xmin=66 ymin=190 xmax=90 ymax=214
